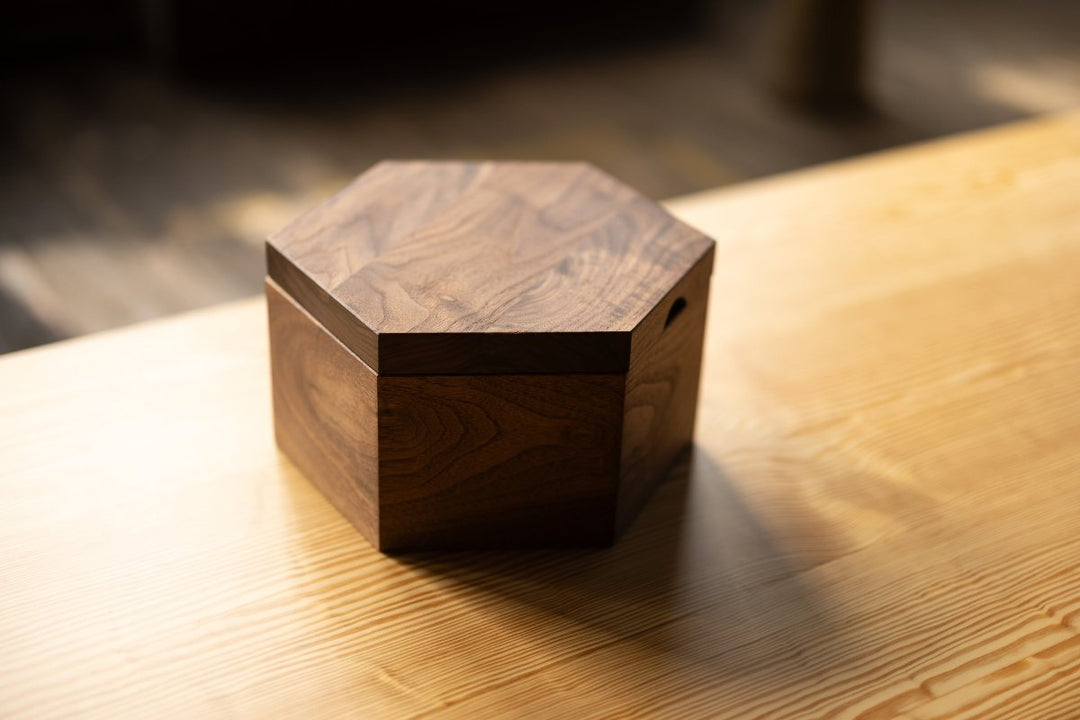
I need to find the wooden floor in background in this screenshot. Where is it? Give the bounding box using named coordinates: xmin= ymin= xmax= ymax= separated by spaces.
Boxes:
xmin=1 ymin=0 xmax=1078 ymax=354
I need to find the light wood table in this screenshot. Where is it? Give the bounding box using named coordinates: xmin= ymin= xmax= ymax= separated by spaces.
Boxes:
xmin=3 ymin=112 xmax=1079 ymax=719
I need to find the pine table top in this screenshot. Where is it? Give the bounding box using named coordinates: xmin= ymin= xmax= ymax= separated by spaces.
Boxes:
xmin=2 ymin=111 xmax=1079 ymax=719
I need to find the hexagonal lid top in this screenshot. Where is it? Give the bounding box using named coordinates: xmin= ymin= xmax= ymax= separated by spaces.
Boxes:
xmin=267 ymin=161 xmax=715 ymax=375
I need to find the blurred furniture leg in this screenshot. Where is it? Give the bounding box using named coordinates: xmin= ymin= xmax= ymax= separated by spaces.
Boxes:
xmin=768 ymin=0 xmax=873 ymax=111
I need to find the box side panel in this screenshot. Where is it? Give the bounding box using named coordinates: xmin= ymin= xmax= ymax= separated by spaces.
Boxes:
xmin=616 ymin=250 xmax=713 ymax=536
xmin=267 ymin=279 xmax=380 ymax=547
xmin=378 ymin=373 xmax=624 ymax=551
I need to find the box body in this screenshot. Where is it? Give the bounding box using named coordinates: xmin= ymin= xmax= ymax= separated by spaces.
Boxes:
xmin=268 ymin=251 xmax=710 ymax=551
xmin=266 ymin=161 xmax=715 ymax=551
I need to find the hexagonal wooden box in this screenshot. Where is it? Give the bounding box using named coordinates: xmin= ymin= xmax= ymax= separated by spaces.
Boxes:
xmin=266 ymin=161 xmax=715 ymax=551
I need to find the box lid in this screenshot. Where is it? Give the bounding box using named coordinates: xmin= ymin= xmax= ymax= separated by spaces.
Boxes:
xmin=267 ymin=161 xmax=715 ymax=375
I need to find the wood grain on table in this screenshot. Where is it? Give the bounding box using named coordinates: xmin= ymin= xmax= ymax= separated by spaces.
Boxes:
xmin=2 ymin=111 xmax=1080 ymax=718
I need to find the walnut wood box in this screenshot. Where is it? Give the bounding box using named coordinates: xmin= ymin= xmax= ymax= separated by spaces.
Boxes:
xmin=266 ymin=161 xmax=715 ymax=551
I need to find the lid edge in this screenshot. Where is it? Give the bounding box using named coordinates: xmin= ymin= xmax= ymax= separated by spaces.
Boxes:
xmin=267 ymin=242 xmax=381 ymax=372
xmin=267 ymin=242 xmax=633 ymax=376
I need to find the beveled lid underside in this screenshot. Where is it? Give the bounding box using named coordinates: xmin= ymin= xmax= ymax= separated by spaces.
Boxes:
xmin=267 ymin=161 xmax=714 ymax=375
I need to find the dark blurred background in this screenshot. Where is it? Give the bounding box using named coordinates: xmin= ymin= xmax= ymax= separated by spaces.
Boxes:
xmin=2 ymin=0 xmax=1078 ymax=353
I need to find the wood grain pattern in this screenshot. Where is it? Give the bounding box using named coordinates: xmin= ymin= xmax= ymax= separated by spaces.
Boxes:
xmin=3 ymin=112 xmax=1080 ymax=718
xmin=378 ymin=371 xmax=624 ymax=550
xmin=267 ymin=161 xmax=714 ymax=374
